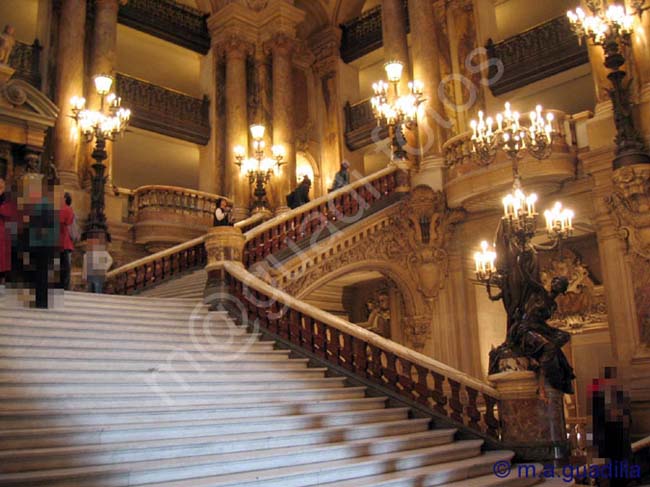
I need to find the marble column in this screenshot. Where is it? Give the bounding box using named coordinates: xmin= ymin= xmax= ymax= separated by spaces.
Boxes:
xmin=52 ymin=0 xmax=86 ymax=189
xmin=310 ymin=27 xmax=343 ymax=196
xmin=220 ymin=37 xmax=251 ymax=221
xmin=408 ymin=0 xmax=446 ymax=189
xmin=86 ymin=0 xmax=120 ymax=186
xmin=381 ymin=0 xmax=410 ymax=89
xmin=267 ymin=33 xmax=296 ymax=214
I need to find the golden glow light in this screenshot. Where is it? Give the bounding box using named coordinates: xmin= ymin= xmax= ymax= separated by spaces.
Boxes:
xmin=250 ymin=124 xmax=266 ymax=140
xmin=384 ymin=61 xmax=404 ymax=83
xmin=544 ymin=202 xmax=574 ymax=238
xmin=93 ymin=74 xmax=113 ymax=96
xmin=568 ymin=4 xmax=635 ymax=44
xmin=474 ymin=240 xmax=497 ymax=281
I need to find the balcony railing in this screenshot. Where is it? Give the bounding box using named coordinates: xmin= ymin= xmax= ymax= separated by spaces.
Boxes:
xmin=486 ymin=15 xmax=589 ymax=96
xmin=8 ymin=40 xmax=41 ymax=89
xmin=115 ymin=73 xmax=210 ymax=145
xmin=116 ymin=0 xmax=209 ymax=54
xmin=224 ymin=261 xmax=501 ymax=440
xmin=340 ymin=0 xmax=409 ymax=63
xmin=344 ymin=99 xmax=389 ymax=151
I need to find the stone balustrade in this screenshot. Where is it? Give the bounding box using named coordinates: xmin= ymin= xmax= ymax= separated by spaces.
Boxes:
xmin=132 ymin=185 xmax=229 ymax=253
xmin=443 ymin=110 xmax=577 ymax=211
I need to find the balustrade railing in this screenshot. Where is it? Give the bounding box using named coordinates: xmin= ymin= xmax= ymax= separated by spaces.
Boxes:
xmin=243 ymin=166 xmax=401 ymax=267
xmin=116 ymin=0 xmax=210 ymax=54
xmin=115 ymin=72 xmax=210 ymax=145
xmin=343 ymin=99 xmax=389 ymax=151
xmin=486 ymin=15 xmax=588 ymax=96
xmin=223 ymin=261 xmax=501 ymax=440
xmin=9 ymin=39 xmax=41 ymax=89
xmin=133 ymin=185 xmax=223 ymax=226
xmin=105 ymin=213 xmax=265 ymax=295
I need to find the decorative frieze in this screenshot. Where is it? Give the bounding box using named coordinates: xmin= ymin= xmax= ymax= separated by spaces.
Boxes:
xmin=486 ymin=15 xmax=589 ymax=96
xmin=115 ymin=72 xmax=210 ymax=145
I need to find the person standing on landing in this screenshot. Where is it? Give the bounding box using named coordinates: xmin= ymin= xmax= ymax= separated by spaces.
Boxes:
xmin=59 ymin=192 xmax=75 ymax=290
xmin=213 ymin=198 xmax=233 ymax=227
xmin=82 ymin=237 xmax=113 ymax=294
xmin=330 ymin=161 xmax=350 ymax=191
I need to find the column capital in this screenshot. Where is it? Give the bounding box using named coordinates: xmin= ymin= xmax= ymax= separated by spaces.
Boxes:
xmin=215 ymin=35 xmax=254 ymax=60
xmin=309 ymin=27 xmax=341 ymax=78
xmin=263 ymin=32 xmax=296 ymax=57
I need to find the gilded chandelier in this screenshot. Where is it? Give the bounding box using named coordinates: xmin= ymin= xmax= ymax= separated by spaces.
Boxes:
xmin=371 ymin=61 xmax=424 ymax=161
xmin=567 ymin=0 xmax=650 ymax=168
xmin=470 ymin=102 xmax=555 ymax=165
xmin=234 ymin=124 xmax=285 ymax=212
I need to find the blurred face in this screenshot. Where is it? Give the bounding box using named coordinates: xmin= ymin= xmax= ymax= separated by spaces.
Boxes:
xmin=0 ymin=178 xmax=5 ymax=195
xmin=220 ymin=200 xmax=228 ymax=209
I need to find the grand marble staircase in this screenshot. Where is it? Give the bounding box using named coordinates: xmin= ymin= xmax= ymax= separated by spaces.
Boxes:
xmin=0 ymin=291 xmax=545 ymax=486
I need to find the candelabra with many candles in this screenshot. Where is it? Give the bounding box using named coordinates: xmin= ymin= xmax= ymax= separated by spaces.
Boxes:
xmin=470 ymin=102 xmax=576 ymax=397
xmin=70 ymin=74 xmax=131 ymax=242
xmin=567 ymin=0 xmax=650 ymax=168
xmin=233 ymin=124 xmax=285 ymax=212
xmin=371 ymin=61 xmax=424 ymax=162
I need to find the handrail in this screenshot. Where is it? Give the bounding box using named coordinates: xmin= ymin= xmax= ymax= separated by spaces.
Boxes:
xmin=243 ymin=166 xmax=400 ymax=267
xmin=133 ymin=185 xmax=232 ymax=204
xmin=632 ymin=435 xmax=650 ymax=453
xmin=223 ymin=261 xmax=501 ymax=438
xmin=105 ymin=213 xmax=265 ymax=294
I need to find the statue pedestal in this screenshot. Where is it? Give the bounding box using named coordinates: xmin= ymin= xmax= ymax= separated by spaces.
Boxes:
xmin=389 ymin=159 xmax=412 ymax=193
xmin=489 ymin=368 xmax=569 ymax=463
xmin=203 ymin=226 xmax=245 ymax=311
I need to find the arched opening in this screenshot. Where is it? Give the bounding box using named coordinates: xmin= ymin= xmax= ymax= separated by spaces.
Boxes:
xmin=296 ymin=150 xmax=322 ymax=199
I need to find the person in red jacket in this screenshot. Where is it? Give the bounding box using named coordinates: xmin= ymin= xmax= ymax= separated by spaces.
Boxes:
xmin=0 ymin=176 xmax=15 ymax=285
xmin=59 ymin=192 xmax=75 ymax=290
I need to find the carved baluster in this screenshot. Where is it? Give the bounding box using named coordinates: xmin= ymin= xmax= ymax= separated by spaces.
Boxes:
xmin=395 ymin=358 xmax=414 ymax=399
xmin=353 ymin=339 xmax=369 ymax=377
xmin=413 ymin=365 xmax=431 ymax=408
xmin=313 ymin=322 xmax=327 ymax=359
xmin=329 ymin=328 xmax=343 ymax=366
xmin=384 ymin=352 xmax=399 ymax=392
xmin=431 ymin=371 xmax=448 ymax=416
xmin=466 ymin=387 xmax=481 ymax=430
xmin=370 ymin=347 xmax=383 ymax=384
xmin=483 ymin=394 xmax=500 ymax=438
xmin=448 ymin=379 xmax=464 ymax=424
xmin=341 ymin=333 xmax=354 ymax=371
xmin=288 ymin=309 xmax=300 ymax=343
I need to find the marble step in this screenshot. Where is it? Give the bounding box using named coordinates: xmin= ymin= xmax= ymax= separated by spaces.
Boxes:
xmin=0 ymin=335 xmax=277 ymax=351
xmin=1 ymin=419 xmax=436 ymax=473
xmin=0 ymin=368 xmax=329 ymax=384
xmin=0 ymin=385 xmax=368 ymax=410
xmin=0 ymin=440 xmax=482 ymax=487
xmin=0 ymin=323 xmax=255 ymax=341
xmin=0 ymin=345 xmax=295 ymax=361
xmin=0 ymin=323 xmax=259 ymax=342
xmin=315 ymin=451 xmax=530 ymax=487
xmin=7 ymin=291 xmax=202 ymax=308
xmin=0 ymin=433 xmax=465 ymax=486
xmin=0 ymin=396 xmax=389 ymax=429
xmin=131 ymin=441 xmax=491 ymax=487
xmin=0 ymin=356 xmax=312 ymax=372
xmin=0 ymin=377 xmax=348 ymax=396
xmin=1 ymin=408 xmax=410 ymax=449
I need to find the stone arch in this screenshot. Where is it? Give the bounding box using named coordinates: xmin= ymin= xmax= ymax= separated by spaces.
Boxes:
xmin=295 ymin=258 xmax=430 ymax=320
xmin=333 ymin=0 xmax=366 ymax=25
xmin=296 ymin=150 xmax=322 ymax=198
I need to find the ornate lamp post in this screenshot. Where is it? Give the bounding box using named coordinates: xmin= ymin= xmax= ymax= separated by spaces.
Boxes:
xmin=70 ymin=74 xmax=131 ymax=242
xmin=568 ymin=0 xmax=650 ymax=168
xmin=371 ymin=61 xmax=424 ymax=162
xmin=233 ymin=124 xmax=285 ymax=212
xmin=470 ymin=104 xmax=576 ymax=400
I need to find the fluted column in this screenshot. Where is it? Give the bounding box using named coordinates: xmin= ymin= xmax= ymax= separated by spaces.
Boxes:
xmin=218 ymin=37 xmax=251 ymax=220
xmin=381 ymin=0 xmax=410 ymax=90
xmin=86 ymin=0 xmax=120 ymax=186
xmin=53 ymin=0 xmax=86 ymax=189
xmin=267 ymin=33 xmax=296 ymax=214
xmin=408 ymin=0 xmax=446 ymax=189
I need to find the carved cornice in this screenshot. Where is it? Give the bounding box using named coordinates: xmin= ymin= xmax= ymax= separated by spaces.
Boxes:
xmin=110 ymin=0 xmax=210 ymax=54
xmin=115 ymin=72 xmax=210 ymax=145
xmin=486 ymin=15 xmax=588 ymax=96
xmin=310 ymin=27 xmax=341 ymax=78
